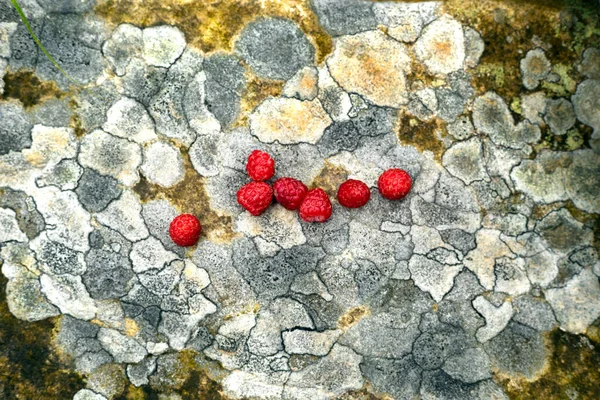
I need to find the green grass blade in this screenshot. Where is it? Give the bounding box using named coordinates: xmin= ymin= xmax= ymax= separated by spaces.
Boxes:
xmin=10 ymin=0 xmax=80 ymax=86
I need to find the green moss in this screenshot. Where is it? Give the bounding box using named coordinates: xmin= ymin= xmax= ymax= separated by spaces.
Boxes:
xmin=0 ymin=275 xmax=85 ymax=399
xmin=497 ymin=329 xmax=600 ymax=400
xmin=510 ymin=96 xmax=522 ymax=114
xmin=1 ymin=69 xmax=64 ymax=108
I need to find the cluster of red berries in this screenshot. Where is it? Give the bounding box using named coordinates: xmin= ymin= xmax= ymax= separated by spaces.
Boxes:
xmin=168 ymin=150 xmax=412 ymax=247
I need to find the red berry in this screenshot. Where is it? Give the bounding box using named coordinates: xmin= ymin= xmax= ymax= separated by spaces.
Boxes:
xmin=299 ymin=188 xmax=332 ymax=223
xmin=169 ymin=214 xmax=202 ymax=247
xmin=378 ymin=168 xmax=412 ymax=200
xmin=337 ymin=179 xmax=371 ymax=208
xmin=237 ymin=181 xmax=273 ymax=216
xmin=246 ymin=150 xmax=275 ymax=181
xmin=273 ymin=177 xmax=308 ymax=210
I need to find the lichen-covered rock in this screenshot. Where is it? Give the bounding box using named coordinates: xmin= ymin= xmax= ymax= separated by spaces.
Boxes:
xmin=235 ymin=204 xmax=306 ymax=249
xmin=472 ymin=296 xmax=513 ymax=343
xmin=142 ymin=25 xmax=186 ymax=68
xmin=544 ymin=98 xmax=576 ymax=136
xmin=40 ymin=273 xmax=97 ymax=320
xmin=140 ymin=142 xmax=184 ymax=188
xmin=236 ymin=17 xmax=314 ymax=80
xmin=76 ymin=168 xmax=122 ymax=213
xmin=442 ymin=138 xmax=487 ymax=184
xmin=98 ymin=328 xmax=147 ymax=363
xmin=414 ymin=16 xmax=466 ymax=75
xmin=103 ymin=24 xmax=143 ymax=76
xmin=78 ymin=129 xmax=142 ymax=186
xmin=103 ymin=97 xmax=157 ymax=144
xmin=520 ymin=48 xmax=551 ymax=90
xmin=282 ymin=66 xmax=318 ymax=101
xmin=572 ymin=79 xmax=600 ymax=134
xmin=0 ymin=102 xmax=32 ymax=156
xmin=327 ymin=30 xmax=411 ymax=108
xmin=464 ymin=27 xmax=485 ymax=68
xmin=373 ymin=1 xmax=438 ymax=43
xmin=96 ymin=190 xmax=149 ymax=241
xmin=249 ymin=97 xmax=331 ymax=144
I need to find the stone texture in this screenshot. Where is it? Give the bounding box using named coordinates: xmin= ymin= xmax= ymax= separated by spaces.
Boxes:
xmin=409 ymin=255 xmax=463 ymax=302
xmin=142 ymin=25 xmax=186 ymax=68
xmin=249 ymin=97 xmax=331 ymax=144
xmin=96 ymin=190 xmax=149 ymax=241
xmin=0 ymin=102 xmax=32 ymax=156
xmin=544 ymin=98 xmax=576 ymax=135
xmin=236 ymin=17 xmax=314 ymax=80
xmin=520 ymin=48 xmax=551 ymax=90
xmin=78 ymin=129 xmax=142 ymax=186
xmin=98 ymin=328 xmax=147 ymax=363
xmin=282 ymin=329 xmax=341 ymax=356
xmin=442 ymin=138 xmax=487 ymax=184
xmin=473 ymin=296 xmax=513 ymax=343
xmin=141 ymin=142 xmax=184 ymax=187
xmin=235 ymin=204 xmax=306 ymax=249
xmin=76 ymin=168 xmax=122 ymax=213
xmin=103 ymin=24 xmax=143 ymax=76
xmin=414 ymin=16 xmax=466 ymax=75
xmin=103 ymin=97 xmax=157 ymax=144
xmin=464 ymin=27 xmax=485 ymax=68
xmin=282 ymin=66 xmax=318 ymax=101
xmin=327 ymin=30 xmax=411 ymax=108
xmin=312 ymin=0 xmax=377 ymax=37
xmin=40 ymin=273 xmax=97 ymax=320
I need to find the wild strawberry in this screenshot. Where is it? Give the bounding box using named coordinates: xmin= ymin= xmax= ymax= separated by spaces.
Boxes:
xmin=273 ymin=177 xmax=308 ymax=210
xmin=237 ymin=181 xmax=273 ymax=216
xmin=378 ymin=168 xmax=412 ymax=200
xmin=299 ymin=188 xmax=332 ymax=223
xmin=246 ymin=150 xmax=275 ymax=181
xmin=169 ymin=214 xmax=202 ymax=246
xmin=337 ymin=179 xmax=371 ymax=208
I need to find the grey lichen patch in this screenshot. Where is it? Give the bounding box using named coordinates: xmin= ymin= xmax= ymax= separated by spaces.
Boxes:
xmin=134 ymin=148 xmax=237 ymax=244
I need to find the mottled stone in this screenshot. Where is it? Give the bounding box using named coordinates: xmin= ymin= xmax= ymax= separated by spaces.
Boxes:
xmin=443 ymin=137 xmax=487 ymax=184
xmin=361 ymin=356 xmax=421 ymax=400
xmin=464 ymin=229 xmax=512 ymax=290
xmin=520 ymin=48 xmax=551 ymax=90
xmin=126 ymin=356 xmax=156 ymax=387
xmin=119 ymin=57 xmax=168 ymax=107
xmin=464 ymin=27 xmax=484 ymax=68
xmin=473 ymin=296 xmax=513 ymax=343
xmin=409 ymin=255 xmax=462 ymax=302
xmin=283 ymin=329 xmax=340 ymax=356
xmin=283 ymin=66 xmax=318 ymax=101
xmin=37 ymin=0 xmax=95 ymax=13
xmin=521 ymin=91 xmax=547 ymax=125
xmin=513 ymin=295 xmax=557 ymax=332
xmin=40 ymin=273 xmax=97 ymax=320
xmin=236 ymin=17 xmax=314 ymax=80
xmin=317 ymin=66 xmax=352 ymax=122
xmin=96 ymin=190 xmax=149 ymax=241
xmin=349 ymin=221 xmax=403 ymax=274
xmin=235 ymin=204 xmax=306 ymax=249
xmin=140 ymin=199 xmax=183 ymax=256
xmin=536 ymin=208 xmax=593 ymax=253
xmin=312 ymin=0 xmax=377 ymax=37
xmin=78 ymin=129 xmax=142 ymax=186
xmin=0 ymin=207 xmax=27 ymax=243
xmin=327 ymin=30 xmax=411 ymax=107
xmin=83 ymin=246 xmax=132 ymax=299
xmin=73 ymin=389 xmax=108 ymax=400
xmin=414 ymin=16 xmax=465 ymax=75
xmin=103 ymin=97 xmax=157 ymax=144
xmin=442 ymin=347 xmax=491 ymax=383
xmin=34 ymin=187 xmax=92 ymax=253
xmin=317 ymin=120 xmax=360 ymax=157
xmin=411 ymin=196 xmax=481 ymax=233
xmin=250 ymin=97 xmax=331 ymax=144
xmin=30 ymin=232 xmax=86 ymax=275
xmin=142 ymin=25 xmax=186 ymax=68
xmin=291 ymin=271 xmax=332 ymax=301
xmin=0 ymin=102 xmax=32 ymax=156
xmin=579 ymin=47 xmax=600 ymax=79
xmin=564 ymin=149 xmax=600 ymax=214
xmin=284 ymin=344 xmax=363 ymax=399
xmin=510 ymin=150 xmax=570 ymax=204
xmin=76 ymin=168 xmax=122 ymax=213
xmin=98 ymin=328 xmax=147 ymax=363
xmin=4 ymin=266 xmax=59 ymax=321
xmin=35 ymin=158 xmax=82 ymax=191
xmin=544 ymin=98 xmax=576 ymax=136
xmin=545 ymin=268 xmax=600 ymax=334
xmin=373 ymin=1 xmax=437 ymax=43
xmin=0 ymin=22 xmax=17 ymax=58
xmin=140 ymin=142 xmax=184 ymax=188
xmin=103 ymin=24 xmax=143 ymax=76
xmin=484 ymin=322 xmax=547 ymax=379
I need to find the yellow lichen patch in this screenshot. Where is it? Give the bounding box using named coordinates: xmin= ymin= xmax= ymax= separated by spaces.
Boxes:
xmin=396 ymin=113 xmax=448 ymax=163
xmin=337 ymin=306 xmax=370 ymax=330
xmin=442 ymin=0 xmax=599 ymax=99
xmin=338 ymin=382 xmax=395 ymax=400
xmin=235 ymin=70 xmax=284 ymax=128
xmin=310 ymin=161 xmax=349 ymax=197
xmin=124 ymin=318 xmax=139 ymax=337
xmin=68 ymin=99 xmax=86 ymax=139
xmin=222 ymin=303 xmax=260 ymax=321
xmin=1 ymin=69 xmax=65 ymax=108
xmin=495 ymin=329 xmax=600 ymax=400
xmin=133 ymin=146 xmax=238 ymax=245
xmin=95 ymin=0 xmax=332 ymax=63
xmin=0 ymin=276 xmax=85 ymax=398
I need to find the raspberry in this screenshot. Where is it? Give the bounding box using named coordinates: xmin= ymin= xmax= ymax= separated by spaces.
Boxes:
xmin=169 ymin=214 xmax=202 ymax=247
xmin=378 ymin=168 xmax=412 ymax=200
xmin=299 ymin=188 xmax=332 ymax=223
xmin=337 ymin=179 xmax=371 ymax=208
xmin=246 ymin=150 xmax=275 ymax=181
xmin=273 ymin=177 xmax=308 ymax=210
xmin=237 ymin=181 xmax=273 ymax=216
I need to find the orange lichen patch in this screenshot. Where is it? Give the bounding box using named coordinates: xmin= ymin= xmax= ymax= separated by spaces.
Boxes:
xmin=235 ymin=70 xmax=284 ymax=127
xmin=310 ymin=161 xmax=349 ymax=198
xmin=396 ymin=113 xmax=448 ymax=163
xmin=1 ymin=70 xmax=65 ymax=108
xmin=496 ymin=329 xmax=600 ymax=400
xmin=337 ymin=306 xmax=370 ymax=330
xmin=0 ymin=276 xmax=84 ymax=398
xmin=133 ymin=146 xmax=237 ymax=245
xmin=95 ymin=0 xmax=332 ymax=63
xmin=442 ymin=0 xmax=599 ymax=99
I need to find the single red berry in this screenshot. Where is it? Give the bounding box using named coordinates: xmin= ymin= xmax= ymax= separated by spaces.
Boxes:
xmin=273 ymin=177 xmax=308 ymax=210
xmin=169 ymin=214 xmax=202 ymax=247
xmin=378 ymin=168 xmax=412 ymax=200
xmin=337 ymin=179 xmax=371 ymax=208
xmin=237 ymin=181 xmax=273 ymax=216
xmin=299 ymin=188 xmax=332 ymax=223
xmin=246 ymin=150 xmax=275 ymax=181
